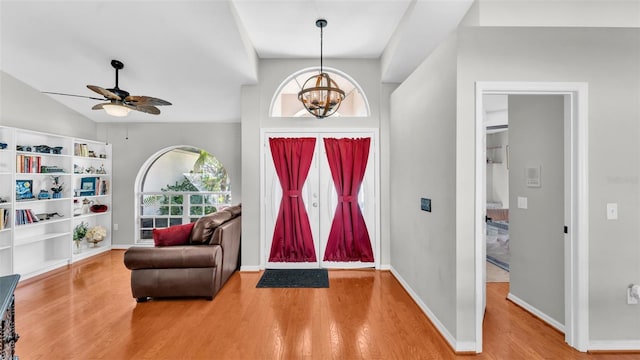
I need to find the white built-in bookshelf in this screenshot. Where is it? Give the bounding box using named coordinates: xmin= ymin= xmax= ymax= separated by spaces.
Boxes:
xmin=0 ymin=126 xmax=112 ymax=279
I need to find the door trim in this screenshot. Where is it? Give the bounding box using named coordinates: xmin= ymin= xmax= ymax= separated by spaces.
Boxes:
xmin=474 ymin=82 xmax=589 ymax=352
xmin=260 ymin=128 xmax=381 ymax=270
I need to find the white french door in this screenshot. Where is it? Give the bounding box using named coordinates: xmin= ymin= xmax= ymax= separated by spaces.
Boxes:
xmin=262 ymin=130 xmax=378 ymax=269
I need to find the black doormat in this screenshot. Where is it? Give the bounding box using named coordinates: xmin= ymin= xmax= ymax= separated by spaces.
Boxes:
xmin=256 ymin=269 xmax=329 ymax=288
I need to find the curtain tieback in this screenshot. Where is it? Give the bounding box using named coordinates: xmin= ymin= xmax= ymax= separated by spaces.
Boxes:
xmin=338 ymin=195 xmax=356 ymax=202
xmin=285 ymin=190 xmax=302 ymax=198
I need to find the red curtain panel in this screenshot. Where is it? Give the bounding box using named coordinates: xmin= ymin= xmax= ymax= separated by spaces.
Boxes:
xmin=268 ymin=137 xmax=317 ymax=262
xmin=323 ymin=137 xmax=374 ymax=262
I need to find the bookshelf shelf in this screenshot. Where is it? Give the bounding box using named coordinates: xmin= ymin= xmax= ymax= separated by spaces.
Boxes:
xmin=14 ymin=231 xmax=71 ymax=247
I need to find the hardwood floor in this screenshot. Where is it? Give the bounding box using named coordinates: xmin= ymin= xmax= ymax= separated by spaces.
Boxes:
xmin=13 ymin=250 xmax=638 ymax=359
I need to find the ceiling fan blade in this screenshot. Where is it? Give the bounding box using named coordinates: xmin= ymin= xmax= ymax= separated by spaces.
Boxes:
xmin=42 ymin=91 xmax=105 ymax=101
xmin=87 ymin=85 xmax=121 ymax=101
xmin=124 ymin=95 xmax=172 ymax=106
xmin=125 ymin=103 xmax=161 ymax=115
xmin=91 ymin=103 xmax=110 ymax=110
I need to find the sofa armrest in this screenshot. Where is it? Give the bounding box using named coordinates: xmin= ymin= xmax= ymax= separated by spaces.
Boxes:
xmin=211 ymin=216 xmax=241 ymax=285
xmin=124 ymin=245 xmax=222 ymax=270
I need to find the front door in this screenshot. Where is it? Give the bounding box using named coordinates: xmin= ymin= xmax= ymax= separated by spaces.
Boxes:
xmin=263 ymin=131 xmax=377 ymax=269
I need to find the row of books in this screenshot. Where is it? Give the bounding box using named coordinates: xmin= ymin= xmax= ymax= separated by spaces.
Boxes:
xmin=16 ymin=155 xmax=41 ymax=173
xmin=14 ymin=209 xmax=41 ymax=225
xmin=0 ymin=208 xmax=8 ymax=229
xmin=74 ymin=143 xmax=92 ymax=157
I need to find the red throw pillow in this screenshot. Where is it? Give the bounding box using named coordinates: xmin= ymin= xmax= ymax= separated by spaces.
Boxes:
xmin=153 ymin=222 xmax=196 ymax=247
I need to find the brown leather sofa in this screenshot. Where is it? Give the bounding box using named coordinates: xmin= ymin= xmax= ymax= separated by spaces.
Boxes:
xmin=123 ymin=204 xmax=241 ymax=302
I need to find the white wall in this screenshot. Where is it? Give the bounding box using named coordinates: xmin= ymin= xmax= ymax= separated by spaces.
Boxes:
xmin=240 ymin=58 xmax=391 ymax=269
xmin=97 ymin=122 xmax=241 ymax=246
xmin=457 ymin=26 xmax=640 ymax=343
xmin=0 ymin=71 xmax=96 ymax=139
xmin=390 ymin=32 xmax=458 ymax=340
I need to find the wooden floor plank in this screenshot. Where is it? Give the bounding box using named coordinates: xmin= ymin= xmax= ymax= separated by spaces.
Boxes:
xmin=12 ymin=250 xmax=639 ymax=359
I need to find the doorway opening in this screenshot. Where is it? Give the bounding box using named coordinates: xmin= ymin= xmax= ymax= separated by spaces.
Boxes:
xmin=484 ymin=94 xmax=510 ymax=284
xmin=474 ymin=82 xmax=589 ymax=353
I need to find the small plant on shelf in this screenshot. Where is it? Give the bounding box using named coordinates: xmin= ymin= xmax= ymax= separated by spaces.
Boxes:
xmin=73 ymin=221 xmax=89 ymax=249
xmin=50 ymin=176 xmax=64 ymax=198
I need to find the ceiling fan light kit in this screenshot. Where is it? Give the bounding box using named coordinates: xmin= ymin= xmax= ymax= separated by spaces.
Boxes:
xmin=298 ymin=19 xmax=345 ymax=119
xmin=102 ymin=103 xmax=131 ymax=117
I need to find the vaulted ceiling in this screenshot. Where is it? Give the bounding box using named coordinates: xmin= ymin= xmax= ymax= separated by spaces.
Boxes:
xmin=0 ymin=0 xmax=473 ymax=123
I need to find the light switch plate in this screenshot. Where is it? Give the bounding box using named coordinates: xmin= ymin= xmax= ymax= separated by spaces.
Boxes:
xmin=606 ymin=203 xmax=618 ymax=220
xmin=517 ymin=196 xmax=528 ymax=209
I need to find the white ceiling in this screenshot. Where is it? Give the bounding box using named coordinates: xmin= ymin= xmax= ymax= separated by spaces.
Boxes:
xmin=0 ymin=0 xmax=473 ymax=123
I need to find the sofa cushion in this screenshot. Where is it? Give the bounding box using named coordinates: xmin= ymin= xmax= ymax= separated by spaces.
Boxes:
xmin=190 ymin=210 xmax=232 ymax=244
xmin=153 ymin=222 xmax=195 ymax=247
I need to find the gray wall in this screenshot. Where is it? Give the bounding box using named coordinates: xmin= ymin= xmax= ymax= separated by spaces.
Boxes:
xmin=456 ymin=27 xmax=640 ymax=342
xmin=508 ymin=95 xmax=565 ymax=325
xmin=1 ymin=71 xmax=96 ymax=138
xmin=96 ymin=122 xmax=241 ymax=246
xmin=390 ymin=33 xmax=458 ymax=337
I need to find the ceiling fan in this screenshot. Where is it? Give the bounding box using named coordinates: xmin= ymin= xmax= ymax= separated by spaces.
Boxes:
xmin=44 ymin=59 xmax=171 ymax=117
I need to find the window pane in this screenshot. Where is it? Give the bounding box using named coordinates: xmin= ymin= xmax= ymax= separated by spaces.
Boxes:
xmin=142 ymin=194 xmax=162 ymax=206
xmin=190 ymin=206 xmax=203 ymax=216
xmin=171 ymin=195 xmax=183 ymax=204
xmin=155 ymin=218 xmax=168 ymax=228
xmin=190 ymin=194 xmax=203 ymax=204
xmin=141 ymin=230 xmax=153 ymax=239
xmin=204 ymin=206 xmax=217 ymax=214
xmin=170 ymin=206 xmax=183 ymax=215
xmin=169 ymin=218 xmax=182 ymax=226
xmin=140 ymin=218 xmax=153 ymax=228
xmin=141 ymin=205 xmax=160 ymax=215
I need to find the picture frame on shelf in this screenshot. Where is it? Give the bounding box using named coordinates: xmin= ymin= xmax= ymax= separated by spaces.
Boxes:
xmin=79 ymin=177 xmax=97 ymax=196
xmin=16 ymin=180 xmax=34 ymax=200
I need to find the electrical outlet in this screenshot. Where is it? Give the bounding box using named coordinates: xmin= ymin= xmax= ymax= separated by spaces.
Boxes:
xmin=628 ymin=287 xmax=639 ymax=305
xmin=113 ymin=223 xmax=119 ymax=231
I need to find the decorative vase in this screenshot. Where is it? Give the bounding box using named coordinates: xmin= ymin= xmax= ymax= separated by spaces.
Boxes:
xmin=73 ymin=240 xmax=82 ymax=254
xmin=52 ymin=192 xmax=62 ymax=199
xmin=86 ymin=236 xmax=104 ymax=248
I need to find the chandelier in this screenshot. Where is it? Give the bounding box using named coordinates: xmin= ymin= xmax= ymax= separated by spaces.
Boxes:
xmin=298 ymin=19 xmax=345 ymax=118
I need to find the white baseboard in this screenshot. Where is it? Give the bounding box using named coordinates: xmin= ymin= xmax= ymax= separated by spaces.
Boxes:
xmin=589 ymin=340 xmax=640 ymax=351
xmin=390 ymin=266 xmax=476 ymax=353
xmin=111 ymin=244 xmax=133 ymax=250
xmin=379 ymin=263 xmax=391 ymax=271
xmin=507 ymin=292 xmax=565 ymax=333
xmin=240 ymin=265 xmax=261 ymax=272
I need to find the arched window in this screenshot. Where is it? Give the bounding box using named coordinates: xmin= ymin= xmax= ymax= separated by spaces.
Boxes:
xmin=270 ymin=67 xmax=370 ymax=117
xmin=135 ymin=146 xmax=231 ymax=244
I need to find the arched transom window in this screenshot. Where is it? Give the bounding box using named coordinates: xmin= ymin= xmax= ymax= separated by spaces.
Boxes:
xmin=270 ymin=67 xmax=370 ymax=118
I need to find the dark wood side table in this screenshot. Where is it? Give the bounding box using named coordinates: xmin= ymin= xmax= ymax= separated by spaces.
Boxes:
xmin=0 ymin=274 xmax=20 ymax=360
